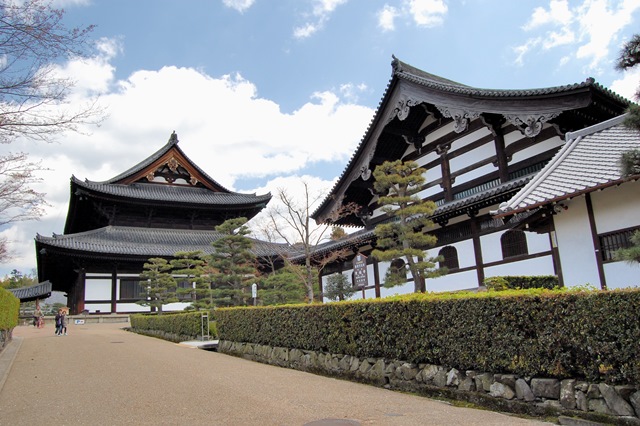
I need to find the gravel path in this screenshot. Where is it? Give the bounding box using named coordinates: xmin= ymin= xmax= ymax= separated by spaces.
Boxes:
xmin=0 ymin=322 xmax=551 ymax=425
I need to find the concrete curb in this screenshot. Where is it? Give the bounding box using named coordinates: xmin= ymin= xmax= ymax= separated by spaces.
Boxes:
xmin=0 ymin=336 xmax=23 ymax=393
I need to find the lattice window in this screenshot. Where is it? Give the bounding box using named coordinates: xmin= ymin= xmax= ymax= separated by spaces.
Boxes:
xmin=389 ymin=258 xmax=407 ymax=280
xmin=501 ymin=230 xmax=528 ymax=259
xmin=600 ymin=227 xmax=639 ymax=262
xmin=438 ymin=246 xmax=459 ymax=270
xmin=120 ymin=279 xmax=145 ymax=300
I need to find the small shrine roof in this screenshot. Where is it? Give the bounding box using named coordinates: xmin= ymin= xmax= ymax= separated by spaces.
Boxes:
xmin=495 ymin=114 xmax=640 ymax=216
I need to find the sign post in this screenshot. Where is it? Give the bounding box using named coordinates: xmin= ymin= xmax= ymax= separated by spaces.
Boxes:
xmin=352 ymin=253 xmax=368 ymax=297
xmin=251 ymin=283 xmax=257 ymax=306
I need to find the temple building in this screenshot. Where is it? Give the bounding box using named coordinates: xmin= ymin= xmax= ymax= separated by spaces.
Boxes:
xmin=36 ymin=132 xmax=278 ymax=314
xmin=312 ymin=57 xmax=634 ymax=297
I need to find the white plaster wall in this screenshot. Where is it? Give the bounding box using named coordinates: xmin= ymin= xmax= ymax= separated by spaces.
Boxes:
xmin=453 ymin=163 xmax=496 ymax=187
xmin=428 ymin=269 xmax=478 ymax=292
xmin=526 ymin=231 xmax=552 ymax=253
xmin=480 ymin=229 xmax=550 ymax=264
xmin=379 ymin=282 xmax=414 ymax=298
xmin=116 ymin=303 xmax=148 ymax=313
xmin=415 ymin=151 xmax=439 ymax=169
xmin=85 ymin=279 xmax=111 ymax=300
xmin=435 ymin=239 xmax=475 ymax=268
xmin=591 ymin=181 xmax=640 ymax=233
xmin=603 ymin=262 xmax=640 ymax=289
xmin=484 ymin=255 xmax=555 ymax=277
xmin=83 ymin=303 xmax=112 ymax=313
xmin=553 ymin=197 xmax=601 ymax=288
xmin=510 ymin=134 xmax=563 ymax=164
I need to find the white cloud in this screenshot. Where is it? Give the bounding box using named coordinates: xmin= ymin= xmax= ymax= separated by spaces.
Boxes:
xmin=0 ymin=42 xmax=374 ymax=275
xmin=222 ymin=0 xmax=255 ymax=13
xmin=377 ymin=4 xmax=399 ymax=31
xmin=523 ymin=0 xmax=572 ymax=30
xmin=293 ymin=0 xmax=348 ymax=39
xmin=376 ymin=0 xmax=447 ymax=32
xmin=610 ymin=67 xmax=640 ymax=101
xmin=515 ymin=0 xmax=640 ymax=71
xmin=407 ymin=0 xmax=448 ymax=27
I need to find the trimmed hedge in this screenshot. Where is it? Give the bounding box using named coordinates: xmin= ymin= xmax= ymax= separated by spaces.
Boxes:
xmin=215 ymin=289 xmax=640 ymax=385
xmin=0 ymin=287 xmax=19 ymax=330
xmin=130 ymin=312 xmax=209 ymax=341
xmin=484 ymin=275 xmax=558 ymax=290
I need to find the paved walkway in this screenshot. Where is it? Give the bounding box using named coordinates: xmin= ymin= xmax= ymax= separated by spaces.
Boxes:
xmin=0 ymin=322 xmax=552 ymax=425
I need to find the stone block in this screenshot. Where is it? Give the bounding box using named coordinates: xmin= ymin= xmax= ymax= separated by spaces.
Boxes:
xmin=560 ymin=379 xmax=576 ymax=409
xmin=575 ymin=390 xmax=588 ymax=412
xmin=489 ymin=382 xmax=516 ymax=400
xmin=458 ymin=377 xmax=475 ymax=392
xmin=494 ymin=374 xmax=516 ymax=390
xmin=475 ymin=373 xmax=494 ymax=392
xmin=630 ymin=390 xmax=640 ymax=418
xmin=598 ymin=383 xmax=635 ymax=416
xmin=420 ymin=365 xmax=441 ymax=383
xmin=588 ymin=398 xmax=613 ymax=415
xmin=515 ymin=378 xmax=535 ymax=402
xmin=433 ymin=370 xmax=448 ymax=388
xmin=531 ymin=378 xmax=560 ymax=399
xmin=446 ymin=368 xmax=461 ymax=387
xmin=399 ymin=363 xmax=418 ymax=381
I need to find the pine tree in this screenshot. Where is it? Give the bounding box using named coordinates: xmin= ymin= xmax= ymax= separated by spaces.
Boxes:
xmin=208 ymin=218 xmax=258 ymax=307
xmin=613 ymin=230 xmax=640 ymax=264
xmin=138 ymin=258 xmax=177 ymax=313
xmin=323 ymin=273 xmax=356 ymax=301
xmin=259 ymin=267 xmax=307 ymax=305
xmin=371 ymin=160 xmax=446 ymax=292
xmin=616 ymin=34 xmax=640 ymax=130
xmin=170 ymin=251 xmax=207 ymax=310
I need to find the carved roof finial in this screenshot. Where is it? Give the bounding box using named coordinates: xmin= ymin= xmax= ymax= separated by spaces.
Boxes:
xmin=169 ymin=131 xmax=179 ymax=145
xmin=391 ymin=55 xmax=402 ymax=74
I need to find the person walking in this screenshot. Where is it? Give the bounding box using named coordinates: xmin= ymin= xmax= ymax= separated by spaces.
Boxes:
xmin=54 ymin=310 xmax=62 ymax=335
xmin=60 ymin=310 xmax=68 ymax=336
xmin=34 ymin=305 xmax=44 ymax=328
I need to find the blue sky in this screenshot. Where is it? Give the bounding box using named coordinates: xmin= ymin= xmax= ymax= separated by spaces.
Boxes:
xmin=2 ymin=0 xmax=640 ymax=277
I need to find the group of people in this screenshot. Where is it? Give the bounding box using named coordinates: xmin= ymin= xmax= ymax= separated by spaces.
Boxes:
xmin=54 ymin=309 xmax=68 ymax=336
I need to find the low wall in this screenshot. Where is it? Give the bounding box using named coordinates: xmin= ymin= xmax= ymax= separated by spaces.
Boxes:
xmin=69 ymin=314 xmax=130 ymax=324
xmin=219 ymin=340 xmax=640 ymax=425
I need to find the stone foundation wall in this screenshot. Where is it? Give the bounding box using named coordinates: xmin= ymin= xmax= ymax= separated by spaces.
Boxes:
xmin=219 ymin=340 xmax=640 ymax=425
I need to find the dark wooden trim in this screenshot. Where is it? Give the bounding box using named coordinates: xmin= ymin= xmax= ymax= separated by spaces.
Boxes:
xmin=111 ymin=269 xmax=117 ymax=313
xmin=548 ymin=219 xmax=564 ymax=287
xmin=482 ymin=250 xmax=553 ymax=269
xmin=586 ymin=193 xmax=607 ymax=289
xmin=471 ymin=218 xmax=484 ymax=287
xmin=373 ymin=258 xmax=381 ymax=298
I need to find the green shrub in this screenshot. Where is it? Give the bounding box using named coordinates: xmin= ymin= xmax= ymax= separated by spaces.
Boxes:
xmin=215 ymin=288 xmax=640 ymax=384
xmin=0 ymin=287 xmax=19 ymax=330
xmin=130 ymin=311 xmax=217 ymax=341
xmin=484 ymin=275 xmax=558 ymax=290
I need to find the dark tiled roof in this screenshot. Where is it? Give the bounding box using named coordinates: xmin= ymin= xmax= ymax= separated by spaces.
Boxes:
xmin=496 ymin=114 xmax=640 ymax=215
xmin=432 ymin=176 xmax=534 ymax=219
xmin=36 ymin=226 xmax=290 ymax=258
xmin=72 ymin=176 xmax=271 ymax=206
xmin=102 ymin=132 xmax=231 ymax=192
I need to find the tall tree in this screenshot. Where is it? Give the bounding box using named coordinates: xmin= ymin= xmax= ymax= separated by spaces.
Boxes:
xmin=208 ymin=217 xmax=258 ymax=307
xmin=138 ymin=258 xmax=177 ymax=314
xmin=323 ymin=273 xmax=356 ymax=302
xmin=265 ymin=182 xmax=357 ymax=303
xmin=616 ymin=34 xmax=640 ymax=130
xmin=0 ymin=0 xmax=102 ymax=258
xmin=371 ymin=160 xmax=445 ymax=293
xmin=170 ymin=251 xmax=208 ymax=310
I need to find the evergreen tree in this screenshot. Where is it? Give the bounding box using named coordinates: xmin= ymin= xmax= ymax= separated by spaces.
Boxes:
xmin=208 ymin=217 xmax=258 ymax=307
xmin=138 ymin=258 xmax=177 ymax=313
xmin=259 ymin=267 xmax=307 ymax=305
xmin=616 ymin=34 xmax=640 ymax=130
xmin=371 ymin=160 xmax=446 ymax=292
xmin=170 ymin=251 xmax=208 ymax=310
xmin=613 ymin=231 xmax=640 ymax=264
xmin=323 ymin=273 xmax=356 ymax=301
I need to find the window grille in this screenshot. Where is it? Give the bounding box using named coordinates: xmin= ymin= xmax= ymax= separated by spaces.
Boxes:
xmin=120 ymin=279 xmax=145 ymax=300
xmin=438 ymin=246 xmax=459 ymax=270
xmin=501 ymin=230 xmax=528 ymax=259
xmin=600 ymin=227 xmax=639 ymax=262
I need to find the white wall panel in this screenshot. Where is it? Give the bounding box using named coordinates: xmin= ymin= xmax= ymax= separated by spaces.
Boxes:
xmin=591 ymin=181 xmax=640 ymax=233
xmin=83 ymin=303 xmax=111 ymax=313
xmin=484 ymin=255 xmax=554 ymax=278
xmin=85 ymin=279 xmax=111 ymax=300
xmin=603 ymin=262 xmax=640 ymax=289
xmin=428 ymin=269 xmax=478 ymax=292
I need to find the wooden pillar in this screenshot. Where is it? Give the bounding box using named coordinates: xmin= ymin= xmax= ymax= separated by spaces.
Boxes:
xmin=373 ymin=258 xmax=381 ymax=298
xmin=76 ymin=270 xmax=85 ymax=314
xmin=470 ymin=218 xmax=484 ymax=287
xmin=494 ymin=131 xmax=509 ymax=183
xmin=548 ymin=219 xmax=564 ymax=287
xmin=438 ymin=144 xmax=453 ymax=202
xmin=586 ymin=193 xmax=607 ymax=290
xmin=111 ymin=268 xmax=118 ymax=313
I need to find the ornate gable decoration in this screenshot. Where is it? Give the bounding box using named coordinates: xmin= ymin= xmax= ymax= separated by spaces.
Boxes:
xmin=144 ymin=155 xmax=199 ymax=186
